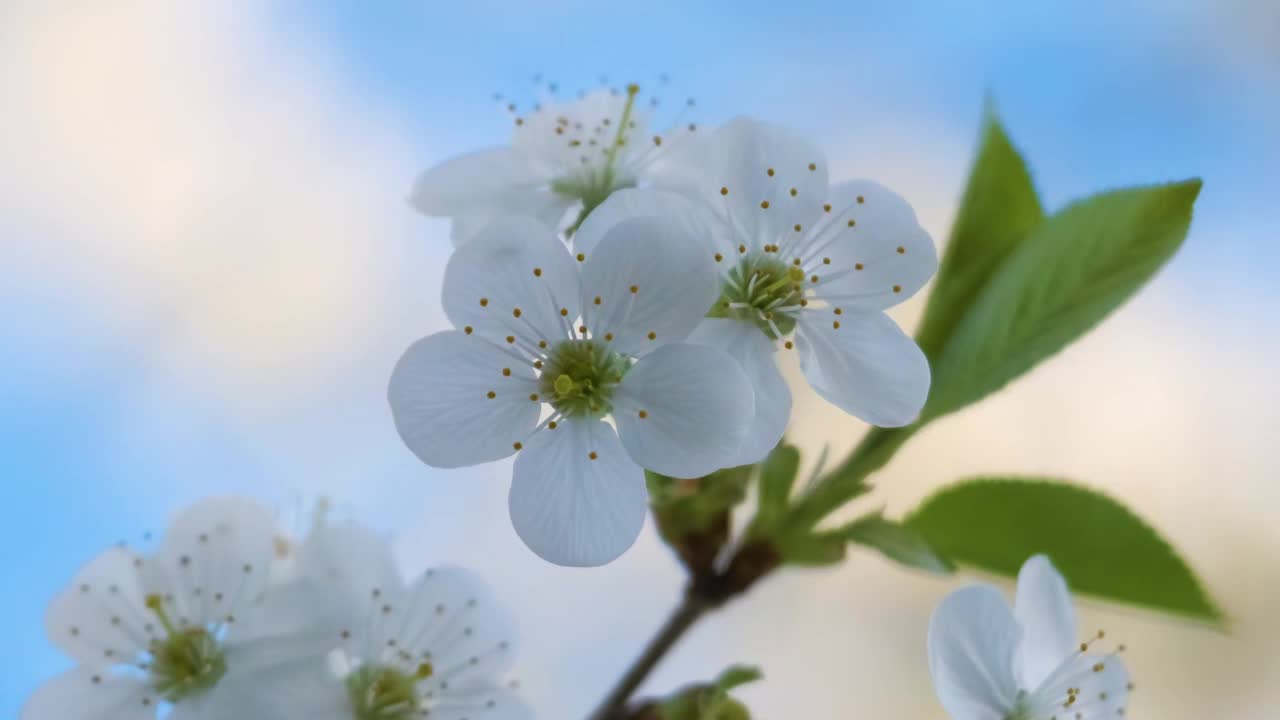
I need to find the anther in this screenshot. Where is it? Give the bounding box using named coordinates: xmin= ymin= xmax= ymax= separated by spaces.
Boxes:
xmin=480 ymin=298 xmax=489 ymax=307
xmin=506 ymin=335 xmax=516 ymax=344
xmin=653 ymin=136 xmax=663 ymax=146
xmin=548 ymin=421 xmax=558 ymax=429
xmin=847 ymin=219 xmax=856 ymax=227
xmin=593 ymin=296 xmax=602 ymax=305
xmin=533 ymin=267 xmax=543 ymax=276
xmin=767 ymin=168 xmax=775 ymax=177
xmin=738 ymin=244 xmax=747 ymax=254
xmin=834 ymin=308 xmax=843 ymax=315
xmin=529 ymin=394 xmax=539 ymax=402
xmin=789 ymin=187 xmax=797 ymax=197
xmin=647 ymin=331 xmax=656 ymax=340
xmin=588 ymin=451 xmax=599 ymax=460
xmin=638 ymin=410 xmax=648 ymax=419
xmin=629 ymin=285 xmax=639 ymax=294
xmin=896 ymin=246 xmax=906 ymax=254
xmin=833 ymin=321 xmax=841 ymax=329
xmin=720 ymin=186 xmax=729 ymax=196
xmin=512 ymin=308 xmax=522 ymax=318
xmin=823 ymin=203 xmax=832 ymax=212
xmin=808 ymin=163 xmax=817 ymax=171
xmin=856 ymin=195 xmax=865 ymax=203
xmin=784 ymin=341 xmax=794 ymax=349
xmin=487 ymin=391 xmax=496 ymax=399
xmin=823 ymin=257 xmax=831 ymax=264
xmin=604 ymin=333 xmax=614 ymax=341
xmin=760 ymin=200 xmax=770 ymax=209
xmin=513 ymin=442 xmax=523 ymax=451
xmin=714 ymin=253 xmax=723 ymax=262
xmin=855 ymin=263 xmax=864 ymax=271
xmin=560 ymin=307 xmax=569 ymax=316
xmin=576 ymin=253 xmax=586 ymax=262
xmin=893 ymin=285 xmax=902 ymax=293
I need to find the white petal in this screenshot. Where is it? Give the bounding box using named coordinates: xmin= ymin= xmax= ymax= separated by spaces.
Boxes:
xmin=45 ymin=547 xmax=149 ymax=666
xmin=656 ymin=117 xmax=827 ymax=248
xmin=448 ymin=191 xmax=573 ymax=247
xmin=388 ymin=331 xmax=542 ymax=468
xmin=398 ymin=567 xmax=520 ymax=691
xmin=685 ymin=318 xmax=791 ymax=466
xmin=571 ymin=187 xmax=729 ymax=259
xmin=927 ymin=585 xmax=1022 ymax=720
xmin=508 ymin=420 xmax=647 ymax=567
xmin=1014 ymin=555 xmax=1079 ymax=690
xmin=145 ymin=496 xmax=277 ymax=628
xmin=297 ymin=525 xmax=402 ymax=601
xmin=796 ymin=309 xmax=930 ymax=427
xmin=22 ymin=668 xmax=151 ymax=720
xmin=580 ymin=214 xmax=720 ymax=356
xmin=442 ymin=216 xmax=581 ymax=346
xmin=808 ymin=180 xmax=937 ymax=310
xmin=410 ymin=147 xmax=546 ymax=218
xmin=429 ymin=684 xmax=534 ymax=720
xmin=614 ymin=343 xmax=754 ymax=478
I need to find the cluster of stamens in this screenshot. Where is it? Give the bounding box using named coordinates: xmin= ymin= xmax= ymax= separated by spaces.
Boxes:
xmin=1011 ymin=630 xmax=1134 ymax=720
xmin=712 ymin=167 xmax=914 ymax=345
xmin=472 ymin=263 xmax=659 ymax=459
xmin=501 ymin=79 xmax=698 ymax=235
xmin=337 ymin=578 xmax=513 ymax=720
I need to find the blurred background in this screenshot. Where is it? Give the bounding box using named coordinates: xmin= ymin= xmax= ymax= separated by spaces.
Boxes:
xmin=2 ymin=1 xmax=1277 ymax=717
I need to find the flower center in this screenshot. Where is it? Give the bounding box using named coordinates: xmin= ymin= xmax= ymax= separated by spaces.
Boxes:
xmin=555 ymin=84 xmax=641 ymax=236
xmin=540 ymin=339 xmax=630 ymax=418
xmin=708 ymin=253 xmax=807 ymax=339
xmin=345 ymin=662 xmax=433 ymax=720
xmin=144 ymin=595 xmax=227 ymax=703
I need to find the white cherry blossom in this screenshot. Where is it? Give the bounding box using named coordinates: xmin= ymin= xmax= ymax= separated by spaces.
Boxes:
xmin=388 ymin=214 xmax=753 ymax=566
xmin=928 ymin=555 xmax=1133 ymax=720
xmin=256 ymin=526 xmax=531 ymax=720
xmin=410 ymin=85 xmax=697 ymax=245
xmin=575 ymin=117 xmax=937 ymax=466
xmin=24 ymin=497 xmax=332 ymax=720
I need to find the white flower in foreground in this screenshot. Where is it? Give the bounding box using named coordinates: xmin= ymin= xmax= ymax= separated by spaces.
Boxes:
xmin=410 ymin=85 xmax=697 ymax=245
xmin=928 ymin=555 xmax=1132 ymax=720
xmin=259 ymin=526 xmax=531 ymax=720
xmin=573 ymin=118 xmax=937 ymax=466
xmin=388 ymin=214 xmax=753 ymax=566
xmin=25 ymin=497 xmax=330 ymax=720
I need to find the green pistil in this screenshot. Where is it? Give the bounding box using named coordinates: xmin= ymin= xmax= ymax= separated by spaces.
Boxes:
xmin=345 ymin=663 xmax=433 ymax=720
xmin=540 ymin=340 xmax=631 ymax=418
xmin=144 ymin=594 xmax=227 ymax=703
xmin=557 ymin=83 xmax=641 ymax=236
xmin=708 ymin=253 xmax=807 ymax=339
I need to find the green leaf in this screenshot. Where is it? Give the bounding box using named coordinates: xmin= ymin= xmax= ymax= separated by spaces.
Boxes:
xmin=915 ymin=106 xmax=1044 ymax=360
xmin=835 ymin=512 xmax=955 ymax=574
xmin=924 ymin=179 xmax=1202 ymax=420
xmin=654 ymin=665 xmax=760 ymax=720
xmin=711 ymin=665 xmax=763 ymax=693
xmin=752 ymin=444 xmax=800 ymax=535
xmin=905 ymin=478 xmax=1221 ymax=621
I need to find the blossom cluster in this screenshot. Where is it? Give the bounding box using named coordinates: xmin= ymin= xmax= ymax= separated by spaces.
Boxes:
xmin=26 ymin=85 xmax=1136 ymax=720
xmin=395 ymin=86 xmax=937 ymax=567
xmin=25 ymin=498 xmax=529 ymax=720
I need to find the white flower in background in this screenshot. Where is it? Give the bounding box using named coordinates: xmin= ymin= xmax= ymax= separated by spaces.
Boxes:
xmin=928 ymin=555 xmax=1132 ymax=720
xmin=25 ymin=497 xmax=331 ymax=720
xmin=410 ymin=85 xmax=697 ymax=245
xmin=573 ymin=118 xmax=937 ymax=466
xmin=388 ymin=214 xmax=753 ymax=566
xmin=257 ymin=526 xmax=531 ymax=720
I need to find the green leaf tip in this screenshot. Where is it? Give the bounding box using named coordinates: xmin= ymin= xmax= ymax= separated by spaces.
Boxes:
xmin=904 ymin=477 xmax=1222 ymax=623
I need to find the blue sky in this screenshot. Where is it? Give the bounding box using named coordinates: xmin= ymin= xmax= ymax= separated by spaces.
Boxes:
xmin=2 ymin=2 xmax=1277 ymax=717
